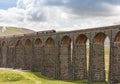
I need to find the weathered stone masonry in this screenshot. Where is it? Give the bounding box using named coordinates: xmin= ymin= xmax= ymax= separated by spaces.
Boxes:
xmin=0 ymin=25 xmax=120 ymax=84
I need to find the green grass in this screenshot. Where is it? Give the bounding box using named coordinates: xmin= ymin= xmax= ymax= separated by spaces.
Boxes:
xmin=0 ymin=69 xmax=107 ymax=84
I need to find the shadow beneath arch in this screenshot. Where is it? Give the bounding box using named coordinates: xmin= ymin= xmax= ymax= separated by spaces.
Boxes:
xmin=29 ymin=71 xmax=87 ymax=83
xmin=28 ymin=71 xmax=107 ymax=84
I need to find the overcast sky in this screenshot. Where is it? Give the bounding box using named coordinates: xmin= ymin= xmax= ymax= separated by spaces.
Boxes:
xmin=0 ymin=0 xmax=120 ymax=31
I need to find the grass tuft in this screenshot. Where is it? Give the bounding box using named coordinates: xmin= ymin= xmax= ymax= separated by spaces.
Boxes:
xmin=0 ymin=70 xmax=25 ymax=82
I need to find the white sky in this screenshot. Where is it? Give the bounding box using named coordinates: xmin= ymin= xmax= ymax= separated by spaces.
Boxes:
xmin=0 ymin=0 xmax=120 ymax=31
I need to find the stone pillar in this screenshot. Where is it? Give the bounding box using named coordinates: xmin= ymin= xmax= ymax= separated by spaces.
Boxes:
xmin=7 ymin=46 xmax=15 ymax=68
xmin=2 ymin=45 xmax=7 ymax=67
xmin=89 ymin=43 xmax=105 ymax=82
xmin=15 ymin=46 xmax=24 ymax=69
xmin=59 ymin=45 xmax=72 ymax=80
xmin=44 ymin=45 xmax=57 ymax=78
xmin=109 ymin=42 xmax=120 ymax=84
xmin=88 ymin=39 xmax=93 ymax=81
xmin=24 ymin=46 xmax=32 ymax=70
xmin=33 ymin=45 xmax=44 ymax=72
xmin=0 ymin=45 xmax=3 ymax=67
xmin=73 ymin=44 xmax=87 ymax=80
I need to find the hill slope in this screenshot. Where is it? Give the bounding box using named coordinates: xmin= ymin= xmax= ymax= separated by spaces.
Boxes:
xmin=0 ymin=69 xmax=87 ymax=84
xmin=0 ymin=26 xmax=34 ymax=36
xmin=0 ymin=69 xmax=107 ymax=84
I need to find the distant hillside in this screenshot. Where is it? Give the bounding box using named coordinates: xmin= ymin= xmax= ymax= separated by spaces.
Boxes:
xmin=0 ymin=26 xmax=34 ymax=36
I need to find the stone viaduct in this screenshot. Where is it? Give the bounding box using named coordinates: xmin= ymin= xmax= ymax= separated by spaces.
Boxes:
xmin=0 ymin=25 xmax=120 ymax=84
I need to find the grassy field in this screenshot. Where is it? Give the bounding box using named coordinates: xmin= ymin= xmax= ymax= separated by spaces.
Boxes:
xmin=0 ymin=69 xmax=107 ymax=84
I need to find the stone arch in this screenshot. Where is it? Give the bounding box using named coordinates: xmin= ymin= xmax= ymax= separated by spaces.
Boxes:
xmin=114 ymin=31 xmax=120 ymax=43
xmin=60 ymin=35 xmax=72 ymax=80
xmin=61 ymin=35 xmax=71 ymax=45
xmin=35 ymin=38 xmax=42 ymax=46
xmin=15 ymin=40 xmax=24 ymax=69
xmin=2 ymin=41 xmax=6 ymax=47
xmin=7 ymin=41 xmax=15 ymax=68
xmin=76 ymin=34 xmax=88 ymax=44
xmin=1 ymin=41 xmax=7 ymax=67
xmin=9 ymin=41 xmax=14 ymax=47
xmin=94 ymin=32 xmax=107 ymax=44
xmin=46 ymin=37 xmax=55 ymax=46
xmin=33 ymin=38 xmax=43 ymax=72
xmin=16 ymin=40 xmax=23 ymax=47
xmin=25 ymin=39 xmax=32 ymax=47
xmin=44 ymin=37 xmax=57 ymax=78
xmin=90 ymin=32 xmax=110 ymax=82
xmin=24 ymin=39 xmax=32 ymax=70
xmin=73 ymin=34 xmax=88 ymax=80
